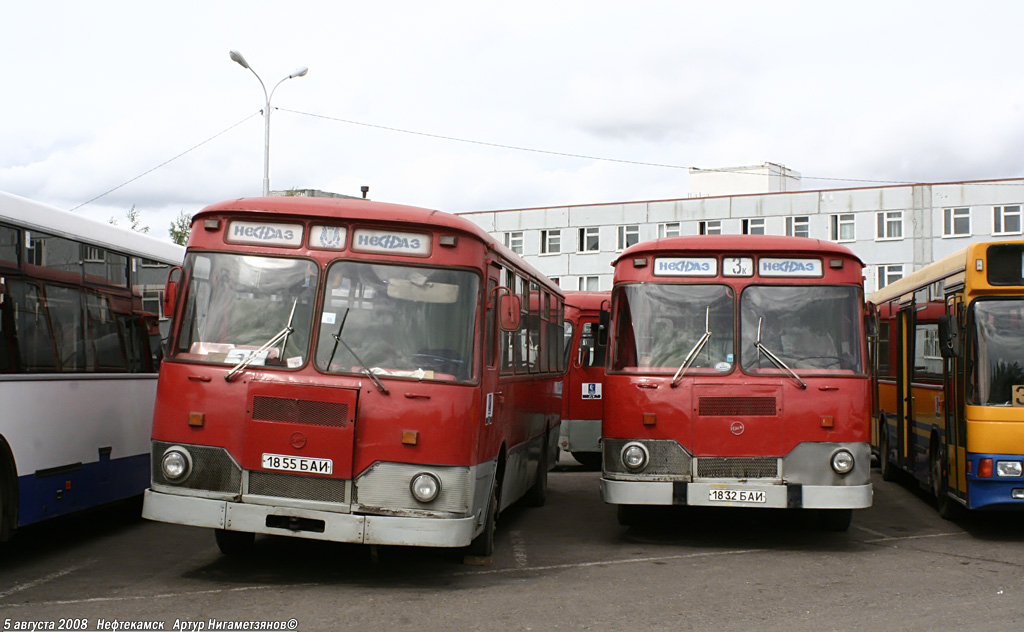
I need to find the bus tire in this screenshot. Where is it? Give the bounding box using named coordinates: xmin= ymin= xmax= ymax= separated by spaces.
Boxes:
xmin=466 ymin=479 xmax=498 ymax=557
xmin=0 ymin=441 xmax=16 ymax=544
xmin=617 ymin=504 xmax=645 ymax=527
xmin=817 ymin=509 xmax=852 ymax=532
xmin=214 ymin=529 xmax=255 ymax=556
xmin=524 ymin=434 xmax=548 ymax=507
xmin=879 ymin=419 xmax=896 ymax=482
xmin=571 ymin=451 xmax=602 ymax=471
xmin=930 ymin=439 xmax=959 ymax=521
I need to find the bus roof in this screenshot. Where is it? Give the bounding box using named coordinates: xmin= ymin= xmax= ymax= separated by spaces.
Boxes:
xmin=0 ymin=191 xmax=185 ymax=264
xmin=866 ymin=245 xmax=970 ymax=306
xmin=194 ymin=196 xmax=563 ymax=296
xmin=563 ymin=290 xmax=609 ymax=311
xmin=613 ymin=234 xmax=863 ymax=267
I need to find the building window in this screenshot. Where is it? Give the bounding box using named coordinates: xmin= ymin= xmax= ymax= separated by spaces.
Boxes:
xmin=830 ymin=214 xmax=855 ymax=242
xmin=699 ymin=220 xmax=722 ymax=235
xmin=616 ymin=225 xmax=639 ymax=251
xmin=541 ymin=229 xmax=561 ymax=254
xmin=943 ymin=207 xmax=971 ymax=237
xmin=786 ymin=216 xmax=810 ymax=238
xmin=578 ymin=276 xmax=599 ymax=291
xmin=877 ymin=264 xmax=904 ymax=289
xmin=658 ymin=222 xmax=681 ymax=238
xmin=550 ymin=277 xmax=560 ymax=287
xmin=994 ymin=205 xmax=1022 ymax=235
xmin=742 ymin=218 xmax=765 ymax=235
xmin=83 ymin=246 xmax=104 ymax=262
xmin=876 ymin=210 xmax=903 ymax=240
xmin=504 ymin=231 xmax=523 ymax=255
xmin=578 ymin=227 xmax=600 ymax=252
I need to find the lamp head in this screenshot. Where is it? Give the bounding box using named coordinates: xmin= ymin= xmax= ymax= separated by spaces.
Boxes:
xmin=229 ymin=50 xmax=250 ymax=69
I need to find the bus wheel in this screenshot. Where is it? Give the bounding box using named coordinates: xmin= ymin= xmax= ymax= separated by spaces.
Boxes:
xmin=466 ymin=481 xmax=498 ymax=557
xmin=817 ymin=509 xmax=852 ymax=532
xmin=524 ymin=436 xmax=548 ymax=507
xmin=214 ymin=529 xmax=255 ymax=556
xmin=930 ymin=442 xmax=959 ymax=521
xmin=617 ymin=505 xmax=645 ymax=527
xmin=879 ymin=422 xmax=896 ymax=482
xmin=571 ymin=451 xmax=602 ymax=471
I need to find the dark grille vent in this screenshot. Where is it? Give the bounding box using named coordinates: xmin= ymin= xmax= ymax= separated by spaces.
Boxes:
xmin=151 ymin=441 xmax=242 ymax=493
xmin=697 ymin=457 xmax=778 ymax=479
xmin=248 ymin=471 xmax=347 ymax=503
xmin=698 ymin=396 xmax=776 ymax=416
xmin=252 ymin=396 xmax=348 ymax=427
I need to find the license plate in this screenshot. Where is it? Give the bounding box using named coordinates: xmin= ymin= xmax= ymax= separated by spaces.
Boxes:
xmin=708 ymin=488 xmax=766 ymax=503
xmin=261 ymin=453 xmax=333 ymax=475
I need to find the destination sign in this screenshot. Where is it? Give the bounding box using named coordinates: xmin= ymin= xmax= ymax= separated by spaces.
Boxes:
xmin=351 ymin=228 xmax=431 ymax=256
xmin=653 ymin=257 xmax=718 ymax=277
xmin=308 ymin=225 xmax=348 ymax=251
xmin=758 ymin=258 xmax=823 ymax=277
xmin=226 ymin=220 xmax=303 ymax=248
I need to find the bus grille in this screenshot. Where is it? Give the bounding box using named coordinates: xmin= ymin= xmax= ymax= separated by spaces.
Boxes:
xmin=698 ymin=397 xmax=777 ymax=416
xmin=696 ymin=457 xmax=778 ymax=479
xmin=248 ymin=471 xmax=347 ymax=503
xmin=251 ymin=396 xmax=349 ymax=427
xmin=151 ymin=441 xmax=242 ymax=493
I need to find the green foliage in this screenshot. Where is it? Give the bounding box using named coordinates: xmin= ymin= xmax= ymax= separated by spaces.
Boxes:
xmin=169 ymin=209 xmax=193 ymax=246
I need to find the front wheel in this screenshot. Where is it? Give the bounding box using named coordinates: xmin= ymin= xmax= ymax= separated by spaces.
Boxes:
xmin=931 ymin=443 xmax=960 ymax=520
xmin=466 ymin=479 xmax=498 ymax=557
xmin=571 ymin=451 xmax=602 ymax=471
xmin=817 ymin=509 xmax=852 ymax=532
xmin=879 ymin=420 xmax=896 ymax=482
xmin=214 ymin=529 xmax=255 ymax=556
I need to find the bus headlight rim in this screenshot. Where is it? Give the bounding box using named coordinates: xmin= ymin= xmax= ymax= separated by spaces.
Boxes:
xmin=410 ymin=472 xmax=441 ymax=503
xmin=830 ymin=449 xmax=855 ymax=475
xmin=161 ymin=446 xmax=193 ymax=482
xmin=621 ymin=442 xmax=650 ymax=472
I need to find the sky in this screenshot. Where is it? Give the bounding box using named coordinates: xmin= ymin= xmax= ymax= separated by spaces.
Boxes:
xmin=3 ymin=1 xmax=1024 ymax=243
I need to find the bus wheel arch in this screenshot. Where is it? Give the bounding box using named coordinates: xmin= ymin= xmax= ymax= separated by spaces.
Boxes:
xmin=0 ymin=436 xmax=17 ymax=543
xmin=467 ymin=447 xmax=505 ymax=557
xmin=930 ymin=431 xmax=959 ymax=520
xmin=878 ymin=413 xmax=896 ymax=482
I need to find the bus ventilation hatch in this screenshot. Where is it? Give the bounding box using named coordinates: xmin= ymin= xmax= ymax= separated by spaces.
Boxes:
xmin=698 ymin=397 xmax=777 ymax=417
xmin=251 ymin=396 xmax=349 ymax=427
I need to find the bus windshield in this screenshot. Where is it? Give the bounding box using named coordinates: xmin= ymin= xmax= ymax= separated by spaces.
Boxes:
xmin=314 ymin=261 xmax=478 ymax=383
xmin=175 ymin=253 xmax=319 ymax=368
xmin=740 ymin=286 xmax=862 ymax=374
xmin=611 ymin=284 xmax=735 ymax=373
xmin=971 ymin=299 xmax=1024 ymax=406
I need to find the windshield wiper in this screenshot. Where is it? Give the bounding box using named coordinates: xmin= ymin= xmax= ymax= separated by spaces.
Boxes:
xmin=225 ymin=298 xmax=297 ymax=382
xmin=671 ymin=307 xmax=712 ymax=388
xmin=327 ymin=308 xmax=389 ymax=395
xmin=754 ymin=317 xmax=807 ymax=389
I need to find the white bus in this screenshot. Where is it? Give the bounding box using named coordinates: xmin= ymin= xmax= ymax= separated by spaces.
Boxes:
xmin=0 ymin=191 xmax=184 ymax=541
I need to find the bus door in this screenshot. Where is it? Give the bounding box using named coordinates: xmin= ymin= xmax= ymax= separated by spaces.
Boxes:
xmin=943 ymin=295 xmax=967 ymax=498
xmin=480 ymin=270 xmax=509 ymax=466
xmin=243 ymin=380 xmax=358 ymax=487
xmin=566 ymin=317 xmax=604 ymax=427
xmin=894 ymin=305 xmax=913 ymax=472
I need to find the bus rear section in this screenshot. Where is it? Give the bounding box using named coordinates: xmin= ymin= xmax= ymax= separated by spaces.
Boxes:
xmin=142 ymin=197 xmax=563 ymax=555
xmin=599 ymin=235 xmax=872 ymax=531
xmin=559 ymin=291 xmax=608 ymax=469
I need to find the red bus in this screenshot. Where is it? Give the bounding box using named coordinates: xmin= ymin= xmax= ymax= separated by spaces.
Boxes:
xmin=558 ymin=291 xmax=608 ymax=469
xmin=600 ymin=235 xmax=872 ymax=531
xmin=142 ymin=196 xmax=564 ymax=556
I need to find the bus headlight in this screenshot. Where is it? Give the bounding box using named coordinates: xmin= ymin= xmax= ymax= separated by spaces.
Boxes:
xmin=830 ymin=449 xmax=855 ymax=475
xmin=621 ymin=442 xmax=649 ymax=472
xmin=161 ymin=447 xmax=192 ymax=482
xmin=410 ymin=472 xmax=441 ymax=503
xmin=996 ymin=461 xmax=1023 ymax=477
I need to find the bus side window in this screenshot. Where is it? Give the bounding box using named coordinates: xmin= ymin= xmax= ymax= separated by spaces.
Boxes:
xmin=486 ymin=279 xmax=496 ymax=368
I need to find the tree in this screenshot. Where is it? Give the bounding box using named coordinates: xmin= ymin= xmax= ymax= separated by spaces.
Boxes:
xmin=169 ymin=209 xmax=193 ymax=246
xmin=109 ymin=205 xmax=150 ymax=233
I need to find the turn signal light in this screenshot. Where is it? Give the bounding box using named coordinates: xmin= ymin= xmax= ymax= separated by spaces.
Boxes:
xmin=978 ymin=458 xmax=994 ymax=478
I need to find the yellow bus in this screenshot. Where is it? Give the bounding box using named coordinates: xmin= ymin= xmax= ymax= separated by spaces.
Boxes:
xmin=869 ymin=240 xmax=1024 ymax=517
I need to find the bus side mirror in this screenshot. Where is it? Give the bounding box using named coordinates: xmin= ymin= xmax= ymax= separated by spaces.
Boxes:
xmin=598 ymin=309 xmax=610 ymax=346
xmin=938 ymin=314 xmax=961 ymax=359
xmin=163 ymin=266 xmax=182 ymax=318
xmin=864 ymin=314 xmax=878 ymax=339
xmin=499 ymin=294 xmax=521 ymax=331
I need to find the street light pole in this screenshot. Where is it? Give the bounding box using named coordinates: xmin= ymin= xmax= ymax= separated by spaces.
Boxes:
xmin=229 ymin=50 xmax=308 ymax=197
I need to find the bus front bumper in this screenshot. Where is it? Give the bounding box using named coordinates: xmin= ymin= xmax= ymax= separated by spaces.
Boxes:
xmin=142 ymin=489 xmax=478 ymax=548
xmin=600 ymin=479 xmax=873 ymax=509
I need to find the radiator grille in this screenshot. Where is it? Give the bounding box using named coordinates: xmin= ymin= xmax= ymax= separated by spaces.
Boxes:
xmin=698 ymin=396 xmax=777 ymax=416
xmin=151 ymin=441 xmax=242 ymax=493
xmin=252 ymin=396 xmax=349 ymax=427
xmin=603 ymin=439 xmax=691 ymax=477
xmin=696 ymin=457 xmax=778 ymax=479
xmin=248 ymin=471 xmax=347 ymax=503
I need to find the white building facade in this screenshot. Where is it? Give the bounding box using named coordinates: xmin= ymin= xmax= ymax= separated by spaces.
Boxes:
xmin=458 ymin=175 xmax=1024 ymax=294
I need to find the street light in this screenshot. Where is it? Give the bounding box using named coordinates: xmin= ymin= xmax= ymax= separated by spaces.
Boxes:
xmin=229 ymin=50 xmax=308 ymax=197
